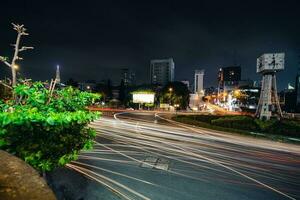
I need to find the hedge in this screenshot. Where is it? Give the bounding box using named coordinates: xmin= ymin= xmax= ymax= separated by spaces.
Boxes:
xmin=174 ymin=115 xmax=300 ymax=138
xmin=211 ymin=116 xmax=259 ymax=131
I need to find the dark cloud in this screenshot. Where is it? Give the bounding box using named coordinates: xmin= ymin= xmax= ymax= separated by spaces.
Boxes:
xmin=1 ymin=0 xmax=300 ymax=88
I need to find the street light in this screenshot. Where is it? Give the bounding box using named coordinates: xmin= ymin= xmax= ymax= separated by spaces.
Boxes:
xmin=168 ymin=87 xmax=173 ymax=109
xmin=13 ymin=64 xmax=19 ymax=70
xmin=234 ymin=90 xmax=240 ymax=97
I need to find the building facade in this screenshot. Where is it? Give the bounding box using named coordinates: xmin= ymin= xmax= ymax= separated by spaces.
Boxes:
xmin=218 ymin=66 xmax=241 ymax=91
xmin=121 ymin=68 xmax=136 ymax=86
xmin=194 ymin=70 xmax=205 ymax=94
xmin=150 ymin=58 xmax=175 ymax=85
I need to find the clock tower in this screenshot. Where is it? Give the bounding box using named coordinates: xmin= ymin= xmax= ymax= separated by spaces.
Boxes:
xmin=255 ymin=53 xmax=285 ymax=120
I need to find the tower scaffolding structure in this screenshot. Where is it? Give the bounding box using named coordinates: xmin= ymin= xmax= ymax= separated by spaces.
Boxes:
xmin=255 ymin=53 xmax=285 ymax=120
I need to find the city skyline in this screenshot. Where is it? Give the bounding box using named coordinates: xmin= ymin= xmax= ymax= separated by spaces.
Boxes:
xmin=1 ymin=1 xmax=300 ymax=199
xmin=1 ymin=0 xmax=300 ymax=89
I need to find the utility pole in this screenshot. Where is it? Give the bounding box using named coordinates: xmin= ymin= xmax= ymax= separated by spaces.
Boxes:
xmin=0 ymin=23 xmax=33 ymax=86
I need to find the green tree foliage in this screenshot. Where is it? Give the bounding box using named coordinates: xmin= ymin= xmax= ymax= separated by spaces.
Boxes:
xmin=65 ymin=78 xmax=79 ymax=88
xmin=95 ymin=79 xmax=113 ymax=102
xmin=0 ymin=81 xmax=12 ymax=100
xmin=119 ymin=79 xmax=126 ymax=104
xmin=159 ymin=82 xmax=190 ymax=109
xmin=0 ymin=82 xmax=100 ymax=172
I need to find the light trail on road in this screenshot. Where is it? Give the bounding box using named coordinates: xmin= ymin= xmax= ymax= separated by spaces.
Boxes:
xmin=100 ymin=119 xmax=297 ymax=199
xmin=67 ymin=112 xmax=300 ymax=200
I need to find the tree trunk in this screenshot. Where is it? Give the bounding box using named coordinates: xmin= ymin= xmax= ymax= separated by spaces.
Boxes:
xmin=11 ymin=33 xmax=22 ymax=87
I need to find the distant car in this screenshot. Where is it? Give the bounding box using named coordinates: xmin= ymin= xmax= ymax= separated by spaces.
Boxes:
xmin=126 ymin=108 xmax=134 ymax=110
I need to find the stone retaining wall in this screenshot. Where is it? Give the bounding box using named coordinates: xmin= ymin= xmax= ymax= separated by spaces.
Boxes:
xmin=0 ymin=150 xmax=56 ymax=200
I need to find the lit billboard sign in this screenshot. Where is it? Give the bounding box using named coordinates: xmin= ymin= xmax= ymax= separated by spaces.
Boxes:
xmin=132 ymin=93 xmax=155 ymax=104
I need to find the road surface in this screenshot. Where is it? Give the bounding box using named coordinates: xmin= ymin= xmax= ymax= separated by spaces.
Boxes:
xmin=50 ymin=112 xmax=300 ymax=200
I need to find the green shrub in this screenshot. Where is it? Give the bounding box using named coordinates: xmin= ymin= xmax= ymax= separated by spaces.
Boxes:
xmin=0 ymin=82 xmax=100 ymax=172
xmin=176 ymin=115 xmax=221 ymax=123
xmin=211 ymin=116 xmax=259 ymax=131
xmin=175 ymin=116 xmax=213 ymax=128
xmin=194 ymin=115 xmax=220 ymax=123
xmin=254 ymin=118 xmax=277 ymax=131
xmin=0 ymin=83 xmax=12 ymax=100
xmin=265 ymin=120 xmax=300 ymax=137
xmin=175 ymin=114 xmax=300 ymax=138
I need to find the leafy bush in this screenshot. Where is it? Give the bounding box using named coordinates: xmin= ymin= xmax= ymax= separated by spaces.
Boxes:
xmin=0 ymin=82 xmax=100 ymax=172
xmin=193 ymin=115 xmax=221 ymax=123
xmin=173 ymin=115 xmax=250 ymax=135
xmin=211 ymin=116 xmax=259 ymax=131
xmin=254 ymin=118 xmax=277 ymax=131
xmin=174 ymin=114 xmax=300 ymax=138
xmin=264 ymin=120 xmax=300 ymax=137
xmin=175 ymin=115 xmax=212 ymax=128
xmin=0 ymin=100 xmax=9 ymax=111
xmin=0 ymin=83 xmax=12 ymax=100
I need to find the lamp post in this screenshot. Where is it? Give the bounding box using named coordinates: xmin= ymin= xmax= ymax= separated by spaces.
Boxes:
xmin=168 ymin=87 xmax=173 ymax=110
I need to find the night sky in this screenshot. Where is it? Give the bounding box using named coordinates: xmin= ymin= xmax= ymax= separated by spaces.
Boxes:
xmin=1 ymin=0 xmax=300 ymax=89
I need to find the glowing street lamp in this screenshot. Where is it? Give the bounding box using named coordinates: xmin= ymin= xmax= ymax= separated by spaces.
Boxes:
xmin=13 ymin=64 xmax=19 ymax=70
xmin=234 ymin=90 xmax=240 ymax=97
xmin=168 ymin=87 xmax=173 ymax=107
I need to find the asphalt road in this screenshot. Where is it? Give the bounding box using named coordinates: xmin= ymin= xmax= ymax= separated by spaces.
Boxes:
xmin=50 ymin=112 xmax=300 ymax=200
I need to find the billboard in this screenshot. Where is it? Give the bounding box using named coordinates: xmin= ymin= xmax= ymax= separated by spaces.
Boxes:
xmin=132 ymin=93 xmax=155 ymax=104
xmin=256 ymin=53 xmax=285 ymax=73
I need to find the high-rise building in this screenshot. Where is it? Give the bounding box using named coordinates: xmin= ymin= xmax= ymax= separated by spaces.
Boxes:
xmin=218 ymin=66 xmax=242 ymax=94
xmin=218 ymin=66 xmax=241 ymax=86
xmin=150 ymin=58 xmax=174 ymax=85
xmin=194 ymin=70 xmax=205 ymax=94
xmin=189 ymin=70 xmax=205 ymax=110
xmin=121 ymin=68 xmax=135 ymax=86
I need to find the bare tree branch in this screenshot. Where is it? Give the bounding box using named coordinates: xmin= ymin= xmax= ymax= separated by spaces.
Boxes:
xmin=0 ymin=80 xmax=13 ymax=89
xmin=1 ymin=23 xmax=33 ymax=87
xmin=0 ymin=56 xmax=11 ymax=68
xmin=10 ymin=23 xmax=33 ymax=86
xmin=47 ymin=79 xmax=57 ymax=104
xmin=19 ymin=46 xmax=34 ymax=52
